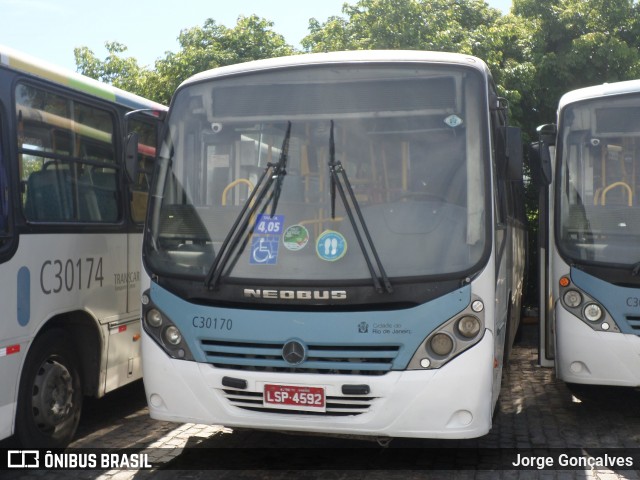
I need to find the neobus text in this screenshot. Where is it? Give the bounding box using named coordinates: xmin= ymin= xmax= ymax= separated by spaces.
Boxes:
xmin=40 ymin=257 xmax=104 ymax=294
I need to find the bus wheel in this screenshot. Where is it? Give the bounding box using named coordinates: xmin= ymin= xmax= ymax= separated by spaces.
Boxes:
xmin=16 ymin=329 xmax=83 ymax=448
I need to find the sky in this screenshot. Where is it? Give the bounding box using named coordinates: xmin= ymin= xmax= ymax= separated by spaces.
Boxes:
xmin=0 ymin=0 xmax=512 ymax=72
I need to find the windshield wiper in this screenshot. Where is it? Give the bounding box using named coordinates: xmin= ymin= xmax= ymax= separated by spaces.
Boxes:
xmin=270 ymin=121 xmax=291 ymax=216
xmin=328 ymin=120 xmax=393 ymax=294
xmin=204 ymin=122 xmax=292 ymax=290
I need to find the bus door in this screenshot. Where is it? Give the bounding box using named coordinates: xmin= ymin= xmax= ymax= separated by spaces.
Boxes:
xmin=125 ymin=113 xmax=161 ymax=312
xmin=531 ymin=124 xmax=556 ymax=367
xmin=104 ymin=111 xmax=163 ymax=391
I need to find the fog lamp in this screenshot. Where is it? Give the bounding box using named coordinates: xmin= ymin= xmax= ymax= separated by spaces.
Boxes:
xmin=430 ymin=333 xmax=454 ymax=356
xmin=164 ymin=326 xmax=182 ymax=345
xmin=563 ymin=290 xmax=582 ymax=308
xmin=584 ymin=303 xmax=602 ymax=322
xmin=146 ymin=309 xmax=163 ymax=328
xmin=457 ymin=316 xmax=481 ymax=338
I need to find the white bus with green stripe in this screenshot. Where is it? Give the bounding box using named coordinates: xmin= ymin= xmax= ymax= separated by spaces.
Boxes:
xmin=0 ymin=45 xmax=166 ymax=447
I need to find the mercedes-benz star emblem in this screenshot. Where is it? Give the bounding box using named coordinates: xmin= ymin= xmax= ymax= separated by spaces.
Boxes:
xmin=282 ymin=340 xmax=306 ymax=365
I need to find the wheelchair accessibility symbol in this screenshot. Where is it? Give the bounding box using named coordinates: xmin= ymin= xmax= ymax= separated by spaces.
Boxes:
xmin=250 ymin=236 xmax=279 ymax=265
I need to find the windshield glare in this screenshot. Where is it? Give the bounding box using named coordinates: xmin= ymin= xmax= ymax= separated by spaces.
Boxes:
xmin=147 ymin=65 xmax=488 ymax=282
xmin=558 ymin=94 xmax=640 ymax=266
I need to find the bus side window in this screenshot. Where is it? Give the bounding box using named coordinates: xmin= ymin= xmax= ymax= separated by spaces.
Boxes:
xmin=17 ymin=83 xmax=119 ymax=223
xmin=24 ymin=163 xmax=72 ymax=221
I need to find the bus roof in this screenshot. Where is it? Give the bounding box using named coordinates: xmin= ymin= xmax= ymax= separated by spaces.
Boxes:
xmin=0 ymin=44 xmax=166 ymax=111
xmin=558 ymin=79 xmax=640 ymax=112
xmin=180 ymin=50 xmax=492 ymax=89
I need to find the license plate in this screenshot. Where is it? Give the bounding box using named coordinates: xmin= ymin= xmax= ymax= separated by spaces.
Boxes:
xmin=263 ymin=384 xmax=326 ymax=412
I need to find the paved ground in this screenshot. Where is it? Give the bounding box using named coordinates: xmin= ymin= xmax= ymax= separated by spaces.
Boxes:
xmin=4 ymin=323 xmax=640 ymax=479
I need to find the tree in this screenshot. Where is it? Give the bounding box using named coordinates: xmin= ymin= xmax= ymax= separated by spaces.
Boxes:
xmin=74 ymin=42 xmax=155 ymax=99
xmin=513 ymin=0 xmax=640 ymax=129
xmin=72 ymin=1 xmax=640 ymax=312
xmin=302 ymin=0 xmax=502 ymax=54
xmin=75 ymin=15 xmax=295 ymax=104
xmin=301 ymin=0 xmax=531 ymax=128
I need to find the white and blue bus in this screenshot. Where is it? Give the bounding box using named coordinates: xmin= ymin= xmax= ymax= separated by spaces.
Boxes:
xmin=140 ymin=50 xmax=526 ymax=439
xmin=534 ymin=80 xmax=640 ymax=391
xmin=0 ymin=45 xmax=165 ymax=447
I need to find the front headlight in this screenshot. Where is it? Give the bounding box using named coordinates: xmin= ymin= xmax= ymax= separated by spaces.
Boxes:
xmin=164 ymin=326 xmax=182 ymax=345
xmin=141 ymin=290 xmax=194 ymax=360
xmin=563 ymin=290 xmax=582 ymax=308
xmin=558 ymin=281 xmax=619 ymax=333
xmin=429 ymin=333 xmax=454 ymax=356
xmin=584 ymin=303 xmax=603 ymax=322
xmin=457 ymin=316 xmax=481 ymax=338
xmin=146 ymin=308 xmax=163 ymax=328
xmin=411 ymin=296 xmax=486 ymax=370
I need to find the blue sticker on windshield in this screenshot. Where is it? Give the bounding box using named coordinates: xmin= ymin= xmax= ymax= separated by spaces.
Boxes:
xmin=250 ymin=235 xmax=279 ymax=264
xmin=253 ymin=214 xmax=284 ymax=235
xmin=316 ymin=230 xmax=347 ymax=262
xmin=250 ymin=214 xmax=284 ymax=265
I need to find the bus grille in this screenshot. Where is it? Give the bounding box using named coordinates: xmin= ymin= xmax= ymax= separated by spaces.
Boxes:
xmin=220 ymin=389 xmax=375 ymax=416
xmin=624 ymin=315 xmax=640 ymax=334
xmin=200 ymin=339 xmax=400 ymax=376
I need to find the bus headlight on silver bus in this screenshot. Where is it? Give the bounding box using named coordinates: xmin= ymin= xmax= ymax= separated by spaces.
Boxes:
xmin=146 ymin=309 xmax=164 ymax=328
xmin=558 ymin=276 xmax=617 ymax=332
xmin=408 ymin=298 xmax=486 ymax=370
xmin=429 ymin=333 xmax=454 ymax=356
xmin=141 ymin=290 xmax=195 ymax=361
xmin=457 ymin=315 xmax=482 ymax=338
xmin=164 ymin=326 xmax=183 ymax=345
xmin=583 ymin=303 xmax=603 ymax=322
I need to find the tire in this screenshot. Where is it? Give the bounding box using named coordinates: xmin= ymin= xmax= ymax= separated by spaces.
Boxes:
xmin=15 ymin=329 xmax=83 ymax=448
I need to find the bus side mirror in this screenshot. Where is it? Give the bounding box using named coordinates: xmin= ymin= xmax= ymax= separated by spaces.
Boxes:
xmin=506 ymin=126 xmax=523 ymax=182
xmin=530 ymin=124 xmax=556 ymax=186
xmin=125 ymin=132 xmax=139 ymax=183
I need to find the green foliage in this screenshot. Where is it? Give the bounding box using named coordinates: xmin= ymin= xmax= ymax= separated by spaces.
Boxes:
xmin=74 ymin=0 xmax=640 ymax=133
xmin=74 ymin=0 xmax=640 ymax=308
xmin=302 ymin=0 xmax=502 ymax=53
xmin=75 ymin=15 xmax=294 ymax=105
xmin=74 ymin=42 xmax=154 ymax=98
xmin=512 ymin=0 xmax=640 ymax=132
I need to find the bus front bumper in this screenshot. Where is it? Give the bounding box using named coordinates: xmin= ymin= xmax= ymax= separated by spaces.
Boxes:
xmin=556 ymin=308 xmax=640 ymax=386
xmin=142 ymin=331 xmax=496 ymax=439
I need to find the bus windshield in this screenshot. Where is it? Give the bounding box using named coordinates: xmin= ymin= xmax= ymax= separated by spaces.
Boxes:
xmin=147 ymin=64 xmax=489 ymax=283
xmin=557 ymin=93 xmax=640 ymax=267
